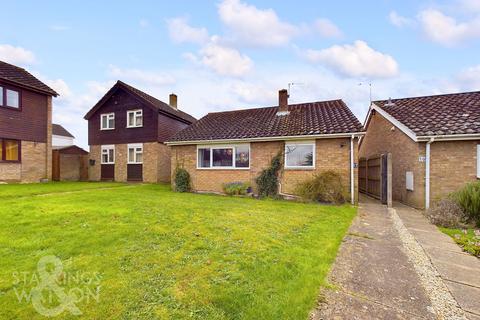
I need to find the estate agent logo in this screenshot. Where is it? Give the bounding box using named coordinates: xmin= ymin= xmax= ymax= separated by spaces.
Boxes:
xmin=13 ymin=255 xmax=102 ymax=317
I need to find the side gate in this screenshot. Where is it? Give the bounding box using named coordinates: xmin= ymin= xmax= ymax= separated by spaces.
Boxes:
xmin=359 ymin=154 xmax=391 ymax=205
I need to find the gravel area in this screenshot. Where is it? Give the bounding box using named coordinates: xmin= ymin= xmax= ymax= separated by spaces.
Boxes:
xmin=391 ymin=207 xmax=467 ymax=320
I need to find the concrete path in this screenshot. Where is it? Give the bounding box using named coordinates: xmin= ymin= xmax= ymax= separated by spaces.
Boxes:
xmin=312 ymin=196 xmax=436 ymax=319
xmin=394 ymin=203 xmax=480 ymax=320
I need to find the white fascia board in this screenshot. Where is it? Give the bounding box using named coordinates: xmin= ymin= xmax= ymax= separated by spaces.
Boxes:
xmin=371 ymin=103 xmax=418 ymax=142
xmin=166 ymin=132 xmax=365 ymax=146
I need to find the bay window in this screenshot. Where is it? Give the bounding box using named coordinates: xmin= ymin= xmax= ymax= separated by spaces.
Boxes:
xmin=127 ymin=109 xmax=143 ymax=128
xmin=101 ymin=145 xmax=115 ymax=164
xmin=285 ymin=142 xmax=315 ymax=169
xmin=0 ymin=139 xmax=20 ymax=162
xmin=128 ymin=144 xmax=143 ymax=164
xmin=100 ymin=113 xmax=115 ymax=130
xmin=197 ymin=145 xmax=250 ymax=169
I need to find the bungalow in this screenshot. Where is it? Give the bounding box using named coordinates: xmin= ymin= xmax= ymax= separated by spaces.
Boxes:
xmin=0 ymin=60 xmax=58 ymax=182
xmin=84 ymin=81 xmax=196 ymax=183
xmin=360 ymin=91 xmax=480 ymax=209
xmin=166 ymin=89 xmax=364 ymax=203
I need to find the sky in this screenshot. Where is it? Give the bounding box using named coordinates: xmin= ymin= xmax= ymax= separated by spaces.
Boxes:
xmin=1 ymin=0 xmax=480 ymax=148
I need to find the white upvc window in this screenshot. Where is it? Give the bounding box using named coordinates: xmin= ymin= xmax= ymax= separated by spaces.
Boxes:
xmin=285 ymin=141 xmax=315 ymax=169
xmin=197 ymin=144 xmax=250 ymax=169
xmin=127 ymin=109 xmax=143 ymax=128
xmin=101 ymin=145 xmax=115 ymax=164
xmin=477 ymin=145 xmax=480 ymax=178
xmin=128 ymin=143 xmax=143 ymax=164
xmin=100 ymin=113 xmax=115 ymax=130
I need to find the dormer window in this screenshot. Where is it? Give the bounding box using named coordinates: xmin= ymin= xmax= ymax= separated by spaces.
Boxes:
xmin=127 ymin=109 xmax=143 ymax=128
xmin=100 ymin=113 xmax=115 ymax=130
xmin=0 ymin=86 xmax=20 ymax=109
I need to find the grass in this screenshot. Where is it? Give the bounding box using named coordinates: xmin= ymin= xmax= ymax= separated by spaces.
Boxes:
xmin=0 ymin=183 xmax=356 ymax=319
xmin=440 ymin=227 xmax=480 ymax=257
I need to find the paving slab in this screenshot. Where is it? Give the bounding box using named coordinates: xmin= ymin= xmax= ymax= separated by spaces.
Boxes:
xmin=393 ymin=202 xmax=480 ymax=320
xmin=446 ymin=281 xmax=480 ymax=316
xmin=312 ymin=198 xmax=435 ymax=319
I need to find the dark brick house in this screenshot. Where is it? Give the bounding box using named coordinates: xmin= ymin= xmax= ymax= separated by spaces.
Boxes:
xmin=0 ymin=60 xmax=58 ymax=182
xmin=84 ymin=80 xmax=195 ymax=182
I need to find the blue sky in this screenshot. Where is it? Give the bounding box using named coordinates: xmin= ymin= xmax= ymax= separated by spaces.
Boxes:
xmin=1 ymin=0 xmax=480 ymax=148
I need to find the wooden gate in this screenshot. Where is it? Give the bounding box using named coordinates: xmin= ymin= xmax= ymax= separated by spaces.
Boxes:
xmin=52 ymin=150 xmax=60 ymax=181
xmin=359 ymin=154 xmax=389 ymax=204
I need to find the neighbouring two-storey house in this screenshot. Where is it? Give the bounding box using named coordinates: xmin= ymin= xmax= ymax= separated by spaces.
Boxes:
xmin=0 ymin=60 xmax=58 ymax=182
xmin=84 ymin=81 xmax=196 ymax=182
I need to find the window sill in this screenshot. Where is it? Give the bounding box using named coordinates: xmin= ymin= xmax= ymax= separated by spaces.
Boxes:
xmin=0 ymin=160 xmax=21 ymax=164
xmin=196 ymin=167 xmax=250 ymax=170
xmin=126 ymin=126 xmax=143 ymax=129
xmin=128 ymin=163 xmax=143 ymax=165
xmin=0 ymin=105 xmax=21 ymax=111
xmin=101 ymin=163 xmax=115 ymax=165
xmin=284 ymin=167 xmax=316 ymax=171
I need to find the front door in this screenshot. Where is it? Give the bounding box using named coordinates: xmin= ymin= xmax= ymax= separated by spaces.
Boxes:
xmin=101 ymin=164 xmax=114 ymax=180
xmin=127 ymin=164 xmax=143 ymax=181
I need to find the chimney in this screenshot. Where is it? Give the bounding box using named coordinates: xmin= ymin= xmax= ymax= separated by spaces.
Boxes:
xmin=277 ymin=89 xmax=289 ymax=115
xmin=169 ymin=93 xmax=178 ymax=110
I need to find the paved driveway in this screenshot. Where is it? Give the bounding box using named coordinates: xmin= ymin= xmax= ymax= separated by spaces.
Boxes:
xmin=312 ymin=196 xmax=478 ymax=319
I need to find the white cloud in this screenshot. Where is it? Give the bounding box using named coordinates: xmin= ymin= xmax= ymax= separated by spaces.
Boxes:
xmin=49 ymin=25 xmax=70 ymax=31
xmin=0 ymin=44 xmax=36 ymax=65
xmin=460 ymin=0 xmax=480 ymax=13
xmin=389 ymin=11 xmax=414 ymax=28
xmin=304 ymin=40 xmax=399 ymax=78
xmin=139 ymin=19 xmax=149 ymax=28
xmin=167 ymin=17 xmax=209 ymax=44
xmin=418 ymin=9 xmax=480 ymax=46
xmin=108 ymin=65 xmax=175 ymax=86
xmin=199 ymin=39 xmax=253 ymax=77
xmin=218 ymin=0 xmax=298 ymax=47
xmin=313 ymin=18 xmax=342 ymax=38
xmin=46 ymin=79 xmax=71 ymax=98
xmin=456 ymin=64 xmax=480 ymax=89
xmin=230 ymin=82 xmax=276 ymax=104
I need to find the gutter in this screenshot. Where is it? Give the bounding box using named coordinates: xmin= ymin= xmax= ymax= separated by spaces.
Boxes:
xmin=166 ymin=132 xmax=366 ymax=146
xmin=425 ymin=137 xmax=434 ymax=209
xmin=417 ymin=133 xmax=480 ymax=142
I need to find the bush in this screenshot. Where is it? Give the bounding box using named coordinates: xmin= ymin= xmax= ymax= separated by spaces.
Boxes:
xmin=295 ymin=171 xmax=346 ymax=204
xmin=222 ymin=182 xmax=251 ymax=196
xmin=255 ymin=152 xmax=282 ymax=198
xmin=174 ymin=167 xmax=191 ymax=192
xmin=451 ymin=181 xmax=480 ymax=227
xmin=426 ymin=199 xmax=467 ymax=228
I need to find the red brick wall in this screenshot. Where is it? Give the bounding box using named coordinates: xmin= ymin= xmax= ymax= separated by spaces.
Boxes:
xmin=360 ymin=111 xmax=425 ymax=208
xmin=170 ymin=138 xmax=358 ymax=202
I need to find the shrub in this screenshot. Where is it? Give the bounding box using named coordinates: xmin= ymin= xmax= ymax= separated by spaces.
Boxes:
xmin=174 ymin=167 xmax=191 ymax=192
xmin=222 ymin=182 xmax=251 ymax=196
xmin=255 ymin=152 xmax=282 ymax=198
xmin=451 ymin=181 xmax=480 ymax=227
xmin=295 ymin=171 xmax=346 ymax=204
xmin=426 ymin=199 xmax=467 ymax=228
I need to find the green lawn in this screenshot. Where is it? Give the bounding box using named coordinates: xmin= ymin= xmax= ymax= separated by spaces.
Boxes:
xmin=440 ymin=227 xmax=480 ymax=257
xmin=0 ymin=183 xmax=356 ymax=319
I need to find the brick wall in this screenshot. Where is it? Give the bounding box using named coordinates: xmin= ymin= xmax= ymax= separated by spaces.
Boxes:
xmin=88 ymin=142 xmax=170 ymax=182
xmin=88 ymin=145 xmax=101 ymax=181
xmin=4 ymin=141 xmax=49 ymax=183
xmin=59 ymin=154 xmax=81 ymax=181
xmin=360 ymin=111 xmax=425 ymax=208
xmin=430 ymin=140 xmax=479 ymax=201
xmin=170 ymin=138 xmax=358 ymax=202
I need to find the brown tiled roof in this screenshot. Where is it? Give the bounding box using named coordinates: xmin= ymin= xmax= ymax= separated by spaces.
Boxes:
xmin=374 ymin=91 xmax=480 ymax=136
xmin=0 ymin=60 xmax=58 ymax=96
xmin=52 ymin=123 xmax=74 ymax=138
xmin=84 ymin=80 xmax=196 ymax=124
xmin=168 ymin=99 xmax=362 ymax=142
